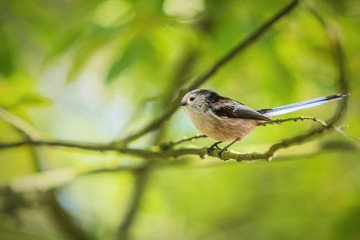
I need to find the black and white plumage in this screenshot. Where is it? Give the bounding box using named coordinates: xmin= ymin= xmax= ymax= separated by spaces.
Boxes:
xmin=179 ymin=89 xmax=347 ymax=152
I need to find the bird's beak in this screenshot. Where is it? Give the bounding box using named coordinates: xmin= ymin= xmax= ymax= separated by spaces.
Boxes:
xmin=179 ymin=101 xmax=187 ymax=106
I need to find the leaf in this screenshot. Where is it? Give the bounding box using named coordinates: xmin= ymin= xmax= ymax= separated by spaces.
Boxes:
xmin=0 ymin=30 xmax=15 ymax=76
xmin=12 ymin=94 xmax=52 ymax=108
xmin=106 ymin=45 xmax=137 ymax=83
xmin=106 ymin=37 xmax=157 ymax=83
xmin=0 ymin=74 xmax=51 ymax=109
xmin=66 ymin=25 xmax=122 ymax=82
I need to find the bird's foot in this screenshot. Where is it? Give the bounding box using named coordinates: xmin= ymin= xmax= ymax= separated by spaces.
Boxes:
xmin=207 ymin=141 xmax=222 ymax=155
xmin=217 ymin=146 xmax=229 ymax=158
xmin=216 ymin=138 xmax=239 ymax=158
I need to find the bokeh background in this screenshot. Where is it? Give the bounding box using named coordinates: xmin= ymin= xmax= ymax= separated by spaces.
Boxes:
xmin=0 ymin=0 xmax=359 ymax=239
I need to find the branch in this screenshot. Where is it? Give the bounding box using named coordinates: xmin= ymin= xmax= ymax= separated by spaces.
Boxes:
xmin=0 ymin=139 xmax=205 ymax=159
xmin=2 ymin=116 xmax=357 ymax=194
xmin=0 ymin=108 xmax=40 ymax=140
xmin=259 ymin=116 xmax=359 ymax=142
xmin=305 ymin=5 xmax=349 ymax=124
xmin=47 ymin=191 xmax=91 ymax=240
xmin=3 ymin=141 xmax=357 ymax=195
xmin=121 ymin=0 xmax=300 ymax=144
xmin=160 ymin=134 xmax=207 ymax=150
xmin=0 ymin=108 xmax=43 ymax=171
xmin=0 ymin=116 xmax=357 ymax=165
xmin=211 ymin=116 xmax=359 ymax=161
xmin=117 ymin=165 xmax=150 ymax=239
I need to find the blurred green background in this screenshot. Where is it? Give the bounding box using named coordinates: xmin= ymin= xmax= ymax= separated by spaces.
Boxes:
xmin=0 ymin=0 xmax=359 ymax=239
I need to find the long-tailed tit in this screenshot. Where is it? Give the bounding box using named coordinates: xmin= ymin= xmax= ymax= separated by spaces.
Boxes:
xmin=179 ymin=89 xmax=347 ymax=154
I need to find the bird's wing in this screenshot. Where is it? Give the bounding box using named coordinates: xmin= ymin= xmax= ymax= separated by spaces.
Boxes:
xmin=211 ymin=101 xmax=271 ymax=121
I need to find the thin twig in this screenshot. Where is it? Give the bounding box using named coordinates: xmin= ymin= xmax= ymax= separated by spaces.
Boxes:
xmin=160 ymin=134 xmax=207 ymax=150
xmin=3 ymin=141 xmax=358 ymax=194
xmin=260 ymin=116 xmax=359 ymax=142
xmin=117 ymin=164 xmax=150 ymax=239
xmin=0 ymin=108 xmax=40 ymax=140
xmin=0 ymin=108 xmax=43 ymax=171
xmin=47 ymin=191 xmax=91 ymax=240
xmin=306 ymin=5 xmax=349 ymax=124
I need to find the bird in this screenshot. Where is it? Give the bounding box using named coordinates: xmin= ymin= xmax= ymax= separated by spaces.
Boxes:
xmin=179 ymin=89 xmax=347 ymax=155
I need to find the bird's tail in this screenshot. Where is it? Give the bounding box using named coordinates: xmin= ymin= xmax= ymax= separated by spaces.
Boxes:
xmin=257 ymin=94 xmax=348 ymax=117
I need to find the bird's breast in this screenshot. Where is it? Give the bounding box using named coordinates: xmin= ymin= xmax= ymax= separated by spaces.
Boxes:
xmin=184 ymin=107 xmax=259 ymax=141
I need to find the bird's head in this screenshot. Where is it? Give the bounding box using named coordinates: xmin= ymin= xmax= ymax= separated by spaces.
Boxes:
xmin=179 ymin=89 xmax=222 ymax=111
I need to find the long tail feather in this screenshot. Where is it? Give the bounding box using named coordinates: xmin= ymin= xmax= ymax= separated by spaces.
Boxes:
xmin=257 ymin=94 xmax=348 ymax=117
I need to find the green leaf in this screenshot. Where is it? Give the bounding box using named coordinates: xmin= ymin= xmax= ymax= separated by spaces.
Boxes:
xmin=0 ymin=74 xmax=51 ymax=109
xmin=0 ymin=30 xmax=15 ymax=76
xmin=66 ymin=25 xmax=122 ymax=82
xmin=106 ymin=37 xmax=157 ymax=83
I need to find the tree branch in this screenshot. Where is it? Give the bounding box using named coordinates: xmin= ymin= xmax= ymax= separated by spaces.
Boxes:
xmin=306 ymin=5 xmax=349 ymax=125
xmin=259 ymin=116 xmax=359 ymax=142
xmin=117 ymin=165 xmax=150 ymax=239
xmin=160 ymin=134 xmax=207 ymax=150
xmin=0 ymin=108 xmax=40 ymax=140
xmin=0 ymin=116 xmax=357 ymax=165
xmin=0 ymin=108 xmax=43 ymax=171
xmin=47 ymin=191 xmax=91 ymax=240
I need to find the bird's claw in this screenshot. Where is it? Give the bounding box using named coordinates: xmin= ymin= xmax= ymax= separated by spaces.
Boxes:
xmin=207 ymin=141 xmax=222 ymax=155
xmin=217 ymin=147 xmax=229 ymax=158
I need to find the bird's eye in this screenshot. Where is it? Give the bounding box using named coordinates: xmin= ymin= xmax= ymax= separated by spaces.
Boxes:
xmin=189 ymin=96 xmax=195 ymax=101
